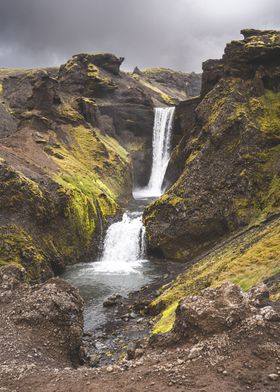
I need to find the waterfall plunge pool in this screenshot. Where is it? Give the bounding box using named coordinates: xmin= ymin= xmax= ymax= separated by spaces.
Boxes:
xmin=61 ymin=196 xmax=166 ymax=333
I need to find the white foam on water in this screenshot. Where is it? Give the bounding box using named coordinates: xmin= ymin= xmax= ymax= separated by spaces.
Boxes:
xmin=93 ymin=213 xmax=146 ymax=274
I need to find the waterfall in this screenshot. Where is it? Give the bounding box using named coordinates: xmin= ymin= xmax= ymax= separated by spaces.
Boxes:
xmin=94 ymin=212 xmax=146 ymax=273
xmin=134 ymin=106 xmax=175 ymax=198
xmin=95 ymin=107 xmax=174 ymax=273
xmin=148 ymin=107 xmax=175 ymax=195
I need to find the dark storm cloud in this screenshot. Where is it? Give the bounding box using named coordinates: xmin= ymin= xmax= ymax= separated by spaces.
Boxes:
xmin=0 ymin=0 xmax=279 ymax=71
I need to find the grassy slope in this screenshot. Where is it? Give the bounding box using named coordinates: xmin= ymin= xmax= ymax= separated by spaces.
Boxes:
xmin=152 ymin=216 xmax=280 ymax=334
xmin=150 ymin=86 xmax=280 ymax=333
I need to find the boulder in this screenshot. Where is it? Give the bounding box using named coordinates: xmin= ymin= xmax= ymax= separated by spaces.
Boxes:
xmin=173 ymin=282 xmax=279 ymax=340
xmin=12 ymin=278 xmax=84 ymax=366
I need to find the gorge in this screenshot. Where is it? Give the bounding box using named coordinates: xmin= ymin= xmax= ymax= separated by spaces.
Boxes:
xmin=0 ymin=29 xmax=279 ymax=392
xmin=63 ymin=105 xmax=176 ymax=349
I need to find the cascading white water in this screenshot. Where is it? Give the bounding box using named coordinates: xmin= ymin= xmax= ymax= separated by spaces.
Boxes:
xmin=94 ymin=107 xmax=174 ymax=273
xmin=148 ymin=107 xmax=175 ymax=195
xmin=93 ymin=212 xmax=146 ymax=273
xmin=134 ymin=106 xmax=175 ymax=198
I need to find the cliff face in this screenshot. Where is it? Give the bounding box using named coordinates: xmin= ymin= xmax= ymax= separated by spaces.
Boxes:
xmin=144 ymin=29 xmax=280 ymax=261
xmin=0 ymin=53 xmax=198 ymax=280
xmin=132 ymin=67 xmax=201 ymax=102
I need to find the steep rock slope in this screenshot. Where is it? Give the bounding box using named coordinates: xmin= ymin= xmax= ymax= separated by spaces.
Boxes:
xmin=0 ymin=59 xmax=131 ymax=280
xmin=144 ymin=29 xmax=280 ymax=261
xmin=131 ymin=67 xmax=201 ymax=103
xmin=0 ymin=53 xmax=199 ymax=280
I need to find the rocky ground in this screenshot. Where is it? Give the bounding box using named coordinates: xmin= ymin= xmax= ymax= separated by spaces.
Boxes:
xmin=0 ymin=271 xmax=279 ymax=392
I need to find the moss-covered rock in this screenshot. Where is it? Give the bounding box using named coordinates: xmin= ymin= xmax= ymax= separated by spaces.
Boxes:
xmin=0 ymin=58 xmax=133 ymax=280
xmin=132 ymin=67 xmax=201 ymax=103
xmin=144 ymin=30 xmax=280 ymax=262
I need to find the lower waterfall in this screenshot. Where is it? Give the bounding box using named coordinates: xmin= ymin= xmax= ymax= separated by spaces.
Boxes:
xmin=94 ymin=212 xmax=146 ymax=273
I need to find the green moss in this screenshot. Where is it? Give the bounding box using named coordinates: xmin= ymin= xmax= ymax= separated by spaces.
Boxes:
xmin=152 ymin=217 xmax=280 ymax=334
xmin=0 ymin=225 xmax=45 ymax=281
xmin=44 ymin=124 xmax=131 ymax=259
xmin=86 ymin=63 xmax=116 ymax=91
xmin=255 ymin=91 xmax=280 ymax=137
xmin=126 ymin=141 xmax=145 ymax=153
xmin=142 ymin=67 xmax=177 ymax=75
xmin=52 ymin=125 xmax=130 ymax=203
xmin=186 ymin=150 xmax=199 ymax=164
xmin=206 ymin=79 xmax=240 ymax=126
xmin=0 ymin=161 xmax=54 ymax=221
xmin=58 ymin=102 xmax=84 ymax=121
xmin=152 ymin=302 xmax=178 ymax=334
xmin=0 ymin=121 xmax=132 ymax=276
xmin=231 ymin=90 xmax=280 ymax=222
xmin=52 ymin=186 xmax=99 ymax=257
xmin=133 ymin=74 xmax=176 ymax=105
xmin=244 ymin=33 xmax=280 ymax=49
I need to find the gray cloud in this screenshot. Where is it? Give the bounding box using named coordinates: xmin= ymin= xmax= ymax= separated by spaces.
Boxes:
xmin=0 ymin=0 xmax=279 ymax=72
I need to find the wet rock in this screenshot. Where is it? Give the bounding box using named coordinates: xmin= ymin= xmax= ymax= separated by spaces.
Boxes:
xmin=103 ymin=294 xmax=122 ymax=307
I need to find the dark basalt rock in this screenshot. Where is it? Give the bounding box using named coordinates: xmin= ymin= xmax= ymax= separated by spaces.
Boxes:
xmin=87 ymin=53 xmax=124 ymax=75
xmin=201 ymin=29 xmax=280 ymax=97
xmin=201 ymin=59 xmax=224 ymax=97
xmin=144 ymin=29 xmax=280 ymax=261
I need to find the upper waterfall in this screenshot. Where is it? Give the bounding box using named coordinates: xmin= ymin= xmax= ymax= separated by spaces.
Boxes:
xmin=134 ymin=106 xmax=175 ymax=198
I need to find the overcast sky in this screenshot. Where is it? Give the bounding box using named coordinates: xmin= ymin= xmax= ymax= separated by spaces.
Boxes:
xmin=0 ymin=0 xmax=279 ymax=72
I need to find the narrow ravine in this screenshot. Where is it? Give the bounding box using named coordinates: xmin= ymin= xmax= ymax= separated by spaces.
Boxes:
xmin=62 ymin=106 xmax=176 ymax=362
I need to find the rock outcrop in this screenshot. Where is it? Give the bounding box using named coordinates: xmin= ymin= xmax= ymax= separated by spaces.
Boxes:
xmin=0 ymin=266 xmax=84 ymax=367
xmin=144 ymin=29 xmax=280 ymax=262
xmin=173 ymin=282 xmax=278 ymax=339
xmin=132 ymin=67 xmax=201 ymax=102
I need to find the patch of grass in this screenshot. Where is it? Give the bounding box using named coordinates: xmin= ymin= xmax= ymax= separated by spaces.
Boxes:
xmin=151 ymin=217 xmax=280 ymax=334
